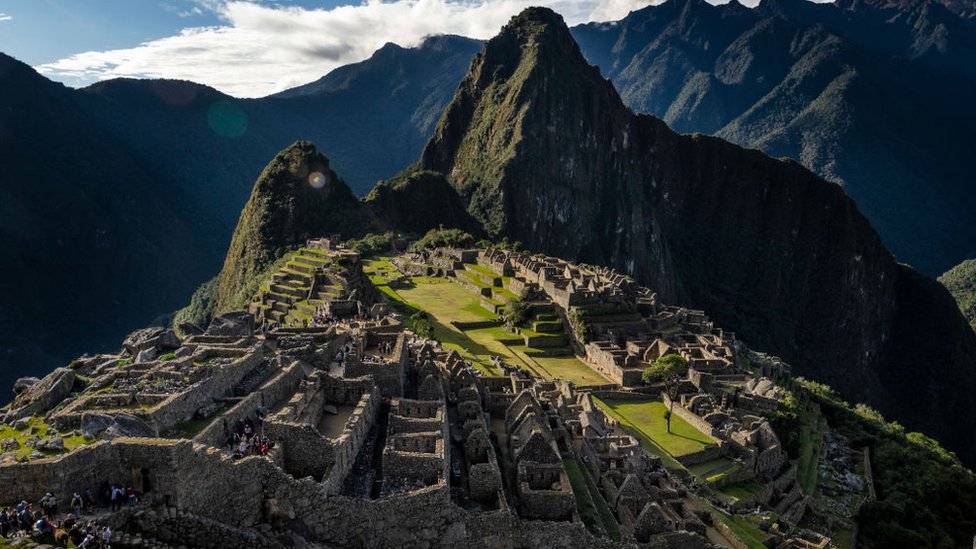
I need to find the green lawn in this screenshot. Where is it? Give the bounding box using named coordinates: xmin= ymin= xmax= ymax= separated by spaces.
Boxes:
xmin=594 ymin=398 xmax=716 ymax=458
xmin=394 ymin=277 xmax=498 ymax=322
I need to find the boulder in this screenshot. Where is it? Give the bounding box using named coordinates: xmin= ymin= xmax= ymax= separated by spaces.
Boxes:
xmin=3 ymin=368 xmax=75 ymax=422
xmin=135 ymin=348 xmax=157 ymax=364
xmin=82 ymin=412 xmax=115 ymax=438
xmin=205 ymin=312 xmax=254 ymax=337
xmin=179 ymin=323 xmax=205 ymax=336
xmin=123 ymin=327 xmax=181 ymax=356
xmin=44 ymin=437 xmax=65 ymax=451
xmin=12 ymin=418 xmax=30 ymax=430
xmin=12 ymin=377 xmax=40 ymax=395
xmin=102 ymin=413 xmax=155 ymax=440
xmin=0 ymin=438 xmax=19 ymax=452
xmin=24 ymin=436 xmax=40 ymax=448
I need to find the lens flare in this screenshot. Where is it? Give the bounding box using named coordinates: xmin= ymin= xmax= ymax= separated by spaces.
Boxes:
xmin=207 ymin=100 xmax=248 ymax=138
xmin=308 ymin=171 xmax=327 ymax=189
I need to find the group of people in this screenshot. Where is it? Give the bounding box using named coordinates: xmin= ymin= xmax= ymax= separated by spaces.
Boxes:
xmin=108 ymin=484 xmax=140 ymax=511
xmin=229 ymin=410 xmax=276 ymax=459
xmin=1 ymin=495 xmax=112 ymax=547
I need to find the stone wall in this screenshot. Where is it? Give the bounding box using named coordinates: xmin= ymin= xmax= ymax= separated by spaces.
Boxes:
xmin=194 ymin=361 xmax=304 ymax=448
xmin=322 ymin=389 xmax=380 ymax=494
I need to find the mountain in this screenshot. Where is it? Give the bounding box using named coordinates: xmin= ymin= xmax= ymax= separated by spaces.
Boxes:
xmin=570 ymin=0 xmax=976 ymax=275
xmin=940 ymin=259 xmax=976 ymax=331
xmin=419 ymin=7 xmax=976 ymax=467
xmin=211 ymin=141 xmax=373 ymax=314
xmin=0 ymin=36 xmax=481 ymax=394
xmin=0 ymin=53 xmax=216 ymax=401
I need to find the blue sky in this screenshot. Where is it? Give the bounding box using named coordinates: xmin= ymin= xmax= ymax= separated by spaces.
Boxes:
xmin=0 ymin=1 xmax=339 ymax=64
xmin=0 ymin=0 xmax=730 ymax=97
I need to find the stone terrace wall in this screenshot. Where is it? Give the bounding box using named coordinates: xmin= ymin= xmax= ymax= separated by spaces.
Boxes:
xmin=136 ymin=345 xmax=264 ymax=433
xmin=194 ymin=361 xmax=305 ymax=448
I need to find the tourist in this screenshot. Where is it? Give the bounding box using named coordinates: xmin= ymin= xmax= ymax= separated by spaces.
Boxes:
xmin=110 ymin=485 xmax=123 ymax=512
xmin=0 ymin=508 xmax=11 ymax=537
xmin=77 ymin=530 xmax=97 ymax=548
xmin=83 ymin=488 xmax=96 ymax=514
xmin=101 ymin=525 xmax=113 ymax=548
xmin=126 ymin=486 xmax=138 ymax=507
xmin=71 ymin=492 xmax=83 ymax=516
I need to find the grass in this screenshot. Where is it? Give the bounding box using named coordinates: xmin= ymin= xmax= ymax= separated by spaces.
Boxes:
xmin=579 ymin=459 xmax=621 ymax=540
xmin=464 ymin=262 xmax=500 ymax=278
xmin=594 ymin=398 xmax=716 ymax=457
xmin=689 ymin=459 xmax=740 ymax=483
xmin=394 ymin=277 xmax=498 ymax=322
xmin=715 ymin=512 xmax=767 ymax=549
xmin=796 ymin=404 xmax=827 ymax=494
xmin=160 ymin=404 xmax=231 ymax=439
xmin=563 ymin=457 xmax=610 ymax=538
xmin=0 ymin=416 xmax=91 ymax=460
xmin=719 ymin=480 xmax=764 ymax=501
xmin=365 ymin=260 xmax=612 ymax=385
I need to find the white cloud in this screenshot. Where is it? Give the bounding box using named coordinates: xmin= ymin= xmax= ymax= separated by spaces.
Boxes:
xmin=33 ymin=0 xmax=660 ymax=98
xmin=0 ymin=13 xmax=13 ymax=22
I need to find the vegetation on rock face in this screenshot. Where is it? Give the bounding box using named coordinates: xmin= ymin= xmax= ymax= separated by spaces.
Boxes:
xmin=366 ymin=171 xmax=482 ymax=237
xmin=938 ymin=258 xmax=976 ymax=331
xmin=572 ymin=0 xmax=976 ymax=276
xmin=791 ymin=378 xmax=976 ymax=549
xmin=172 ymin=276 xmax=218 ymax=333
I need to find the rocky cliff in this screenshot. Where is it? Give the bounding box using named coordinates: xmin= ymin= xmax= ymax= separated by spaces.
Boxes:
xmin=419 ymin=7 xmax=976 ymax=466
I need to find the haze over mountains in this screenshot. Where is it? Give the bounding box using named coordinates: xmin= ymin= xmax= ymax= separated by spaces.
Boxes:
xmin=2 ymin=0 xmax=976 ymax=465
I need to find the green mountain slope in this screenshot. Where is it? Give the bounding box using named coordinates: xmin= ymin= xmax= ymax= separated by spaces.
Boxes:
xmin=940 ymin=259 xmax=976 ymax=331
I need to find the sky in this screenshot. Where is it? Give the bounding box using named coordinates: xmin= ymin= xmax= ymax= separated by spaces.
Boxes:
xmin=0 ymin=0 xmax=735 ymax=97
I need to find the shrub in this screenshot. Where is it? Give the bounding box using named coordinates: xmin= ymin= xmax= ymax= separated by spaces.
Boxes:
xmin=348 ymin=232 xmax=394 ymax=257
xmin=411 ymin=227 xmax=475 ymax=250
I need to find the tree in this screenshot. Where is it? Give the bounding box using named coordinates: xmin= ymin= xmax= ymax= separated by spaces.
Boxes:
xmin=642 ymin=354 xmax=689 ymax=433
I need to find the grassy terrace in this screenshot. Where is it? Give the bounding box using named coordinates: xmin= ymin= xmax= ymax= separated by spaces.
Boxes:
xmin=715 ymin=512 xmax=768 ymax=549
xmin=364 ymin=259 xmax=611 ymax=386
xmin=593 ymin=397 xmax=737 ymax=478
xmin=594 ymin=399 xmax=715 ymax=457
xmin=796 ymin=403 xmax=827 ymax=494
xmin=0 ymin=416 xmax=92 ymax=460
xmin=563 ymin=457 xmax=621 ymax=540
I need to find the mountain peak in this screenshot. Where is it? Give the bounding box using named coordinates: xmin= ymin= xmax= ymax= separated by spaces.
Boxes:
xmin=211 ymin=141 xmax=371 ymax=314
xmin=419 ymin=6 xmax=626 ymax=235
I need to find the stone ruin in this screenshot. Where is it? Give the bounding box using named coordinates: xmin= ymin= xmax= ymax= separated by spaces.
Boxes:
xmin=0 ymin=243 xmax=836 ymax=548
